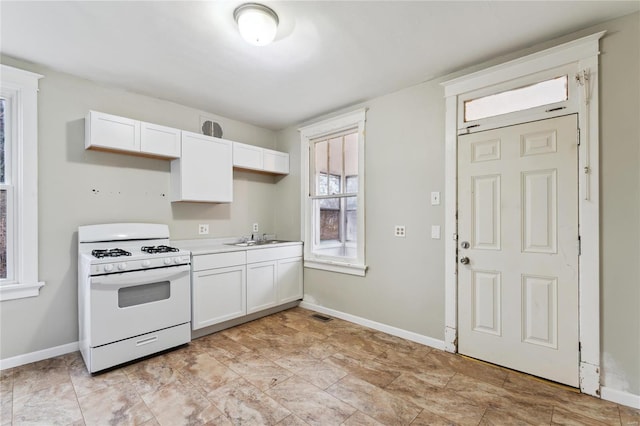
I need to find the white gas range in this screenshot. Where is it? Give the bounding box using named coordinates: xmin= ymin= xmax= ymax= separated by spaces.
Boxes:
xmin=78 ymin=223 xmax=191 ymax=373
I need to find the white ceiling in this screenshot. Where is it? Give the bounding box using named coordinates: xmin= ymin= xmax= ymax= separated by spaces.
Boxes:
xmin=1 ymin=1 xmax=638 ymax=130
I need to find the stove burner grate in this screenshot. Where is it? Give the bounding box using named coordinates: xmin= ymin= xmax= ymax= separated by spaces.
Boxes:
xmin=92 ymin=248 xmax=132 ymax=259
xmin=141 ymin=245 xmax=179 ymax=254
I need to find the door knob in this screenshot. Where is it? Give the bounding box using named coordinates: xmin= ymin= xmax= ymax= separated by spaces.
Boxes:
xmin=460 ymin=256 xmax=470 ymax=265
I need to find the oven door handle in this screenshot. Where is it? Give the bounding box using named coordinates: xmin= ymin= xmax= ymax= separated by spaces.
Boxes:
xmin=91 ymin=264 xmax=190 ymax=287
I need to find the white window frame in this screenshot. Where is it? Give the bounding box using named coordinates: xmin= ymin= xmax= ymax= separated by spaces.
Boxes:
xmin=0 ymin=64 xmax=44 ymax=301
xmin=441 ymin=31 xmax=604 ymax=396
xmin=299 ymin=109 xmax=367 ymax=276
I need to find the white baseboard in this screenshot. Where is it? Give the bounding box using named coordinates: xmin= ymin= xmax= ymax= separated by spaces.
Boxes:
xmin=299 ymin=301 xmax=446 ymax=351
xmin=0 ymin=342 xmax=79 ymax=370
xmin=601 ymin=386 xmax=640 ymax=409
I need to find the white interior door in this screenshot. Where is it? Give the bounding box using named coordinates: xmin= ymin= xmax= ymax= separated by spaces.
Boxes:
xmin=457 ymin=114 xmax=579 ymax=387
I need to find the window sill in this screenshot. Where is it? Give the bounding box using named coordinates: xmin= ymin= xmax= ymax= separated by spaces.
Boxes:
xmin=304 ymin=259 xmax=367 ymax=277
xmin=0 ymin=281 xmax=45 ymax=301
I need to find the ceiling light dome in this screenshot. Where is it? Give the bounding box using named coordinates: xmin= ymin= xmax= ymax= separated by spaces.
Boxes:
xmin=234 ymin=3 xmax=279 ymax=46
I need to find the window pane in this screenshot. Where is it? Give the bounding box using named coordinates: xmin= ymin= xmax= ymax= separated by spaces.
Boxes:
xmin=0 ymin=98 xmax=5 ymax=184
xmin=464 ymin=75 xmax=568 ymax=122
xmin=328 ymin=137 xmax=342 ymax=177
xmin=344 ymin=132 xmax=358 ymax=178
xmin=346 ymin=175 xmax=358 ymax=195
xmin=316 ymin=197 xmax=340 ymax=242
xmin=314 ymin=141 xmax=328 ymax=195
xmin=345 ymin=196 xmax=357 ymax=242
xmin=0 ymin=189 xmax=6 ymax=279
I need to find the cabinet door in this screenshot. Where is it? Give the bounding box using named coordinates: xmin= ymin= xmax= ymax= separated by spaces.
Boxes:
xmin=277 ymin=257 xmax=303 ymax=304
xmin=247 ymin=261 xmax=277 ymax=314
xmin=263 ymin=149 xmax=289 ymax=174
xmin=86 ymin=111 xmax=140 ymax=152
xmin=233 ymin=142 xmax=263 ymax=171
xmin=140 ymin=122 xmax=181 ymax=158
xmin=171 ymin=131 xmax=233 ymax=202
xmin=192 ymin=265 xmax=246 ymax=330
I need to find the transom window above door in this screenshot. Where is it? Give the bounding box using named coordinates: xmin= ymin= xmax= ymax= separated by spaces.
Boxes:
xmin=464 ymin=75 xmax=568 ymax=122
xmin=456 ymin=63 xmax=578 ymax=133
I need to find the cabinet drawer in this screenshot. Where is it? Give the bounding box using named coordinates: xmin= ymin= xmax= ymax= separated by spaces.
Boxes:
xmin=192 ymin=251 xmax=246 ymax=271
xmin=246 ymin=245 xmax=303 ymax=263
xmin=88 ymin=322 xmax=190 ymax=373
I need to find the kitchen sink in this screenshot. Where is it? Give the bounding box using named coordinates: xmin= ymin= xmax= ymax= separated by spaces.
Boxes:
xmin=225 ymin=240 xmax=293 ymax=247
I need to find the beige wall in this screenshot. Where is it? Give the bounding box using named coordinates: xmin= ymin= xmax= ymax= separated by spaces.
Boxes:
xmin=0 ymin=56 xmax=279 ymax=359
xmin=598 ymin=12 xmax=640 ymax=396
xmin=276 ymin=12 xmax=640 ymax=395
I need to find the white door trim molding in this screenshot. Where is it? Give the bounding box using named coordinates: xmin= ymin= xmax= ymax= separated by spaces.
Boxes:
xmin=441 ymin=31 xmax=604 ymax=396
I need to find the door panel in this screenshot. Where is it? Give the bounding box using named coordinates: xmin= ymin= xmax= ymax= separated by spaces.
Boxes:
xmin=472 ymin=175 xmax=501 ymax=250
xmin=458 ymin=114 xmax=579 ymax=387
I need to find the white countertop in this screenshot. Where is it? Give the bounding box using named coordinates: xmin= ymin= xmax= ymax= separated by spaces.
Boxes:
xmin=172 ymin=237 xmax=302 ymax=256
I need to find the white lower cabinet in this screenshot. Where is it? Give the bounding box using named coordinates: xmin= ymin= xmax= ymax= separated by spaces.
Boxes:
xmin=247 ymin=245 xmax=303 ymax=314
xmin=247 ymin=261 xmax=277 ymax=314
xmin=277 ymin=257 xmax=303 ymax=304
xmin=191 ymin=244 xmax=303 ymax=330
xmin=191 ymin=252 xmax=246 ymax=330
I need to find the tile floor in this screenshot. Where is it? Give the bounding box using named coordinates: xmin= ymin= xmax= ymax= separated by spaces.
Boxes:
xmin=1 ymin=307 xmax=638 ymax=425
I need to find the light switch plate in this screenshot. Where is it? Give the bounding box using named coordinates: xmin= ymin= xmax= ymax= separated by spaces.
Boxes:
xmin=431 ymin=191 xmax=441 ymax=206
xmin=431 ymin=225 xmax=441 ymax=239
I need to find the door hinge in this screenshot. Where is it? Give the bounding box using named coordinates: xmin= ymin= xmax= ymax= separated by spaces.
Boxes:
xmin=578 ymin=235 xmax=582 ymax=255
xmin=579 ymin=341 xmax=582 ymax=352
xmin=577 ymin=127 xmax=581 ymax=146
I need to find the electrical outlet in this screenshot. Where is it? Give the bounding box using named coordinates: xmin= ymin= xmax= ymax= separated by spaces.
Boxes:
xmin=253 ymin=223 xmax=259 ymax=232
xmin=198 ymin=224 xmax=209 ymax=235
xmin=394 ymin=225 xmax=406 ymax=238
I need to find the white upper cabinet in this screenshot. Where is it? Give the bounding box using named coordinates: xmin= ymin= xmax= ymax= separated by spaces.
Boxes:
xmin=86 ymin=111 xmax=140 ymax=152
xmin=85 ymin=110 xmax=180 ymax=159
xmin=263 ymin=148 xmax=289 ymax=174
xmin=232 ymin=142 xmax=289 ymax=175
xmin=140 ymin=122 xmax=181 ymax=158
xmin=170 ymin=131 xmax=233 ymax=203
xmin=233 ymin=142 xmax=263 ymax=171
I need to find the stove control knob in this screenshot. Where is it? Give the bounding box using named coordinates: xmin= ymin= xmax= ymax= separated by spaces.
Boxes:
xmin=118 ymin=263 xmax=127 ymax=271
xmin=142 ymin=260 xmax=151 ymax=268
xmin=164 ymin=258 xmax=172 ymax=265
xmin=104 ymin=264 xmax=114 ymax=272
xmin=174 ymin=257 xmax=181 ymax=264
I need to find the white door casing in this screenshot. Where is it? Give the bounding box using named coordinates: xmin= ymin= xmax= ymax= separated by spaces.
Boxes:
xmin=442 ymin=32 xmax=603 ymax=396
xmin=457 ymin=115 xmax=579 ymax=387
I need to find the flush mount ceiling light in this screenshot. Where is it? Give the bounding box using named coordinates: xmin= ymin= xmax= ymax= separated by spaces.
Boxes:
xmin=234 ymin=3 xmax=279 ymax=46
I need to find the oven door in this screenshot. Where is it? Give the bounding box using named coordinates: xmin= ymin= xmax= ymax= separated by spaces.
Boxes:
xmin=89 ymin=264 xmax=191 ymax=346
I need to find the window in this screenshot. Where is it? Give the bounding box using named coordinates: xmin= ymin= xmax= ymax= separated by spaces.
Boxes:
xmin=300 ymin=109 xmax=366 ymax=276
xmin=0 ymin=65 xmax=44 ymax=301
xmin=464 ymin=75 xmax=568 ymax=122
